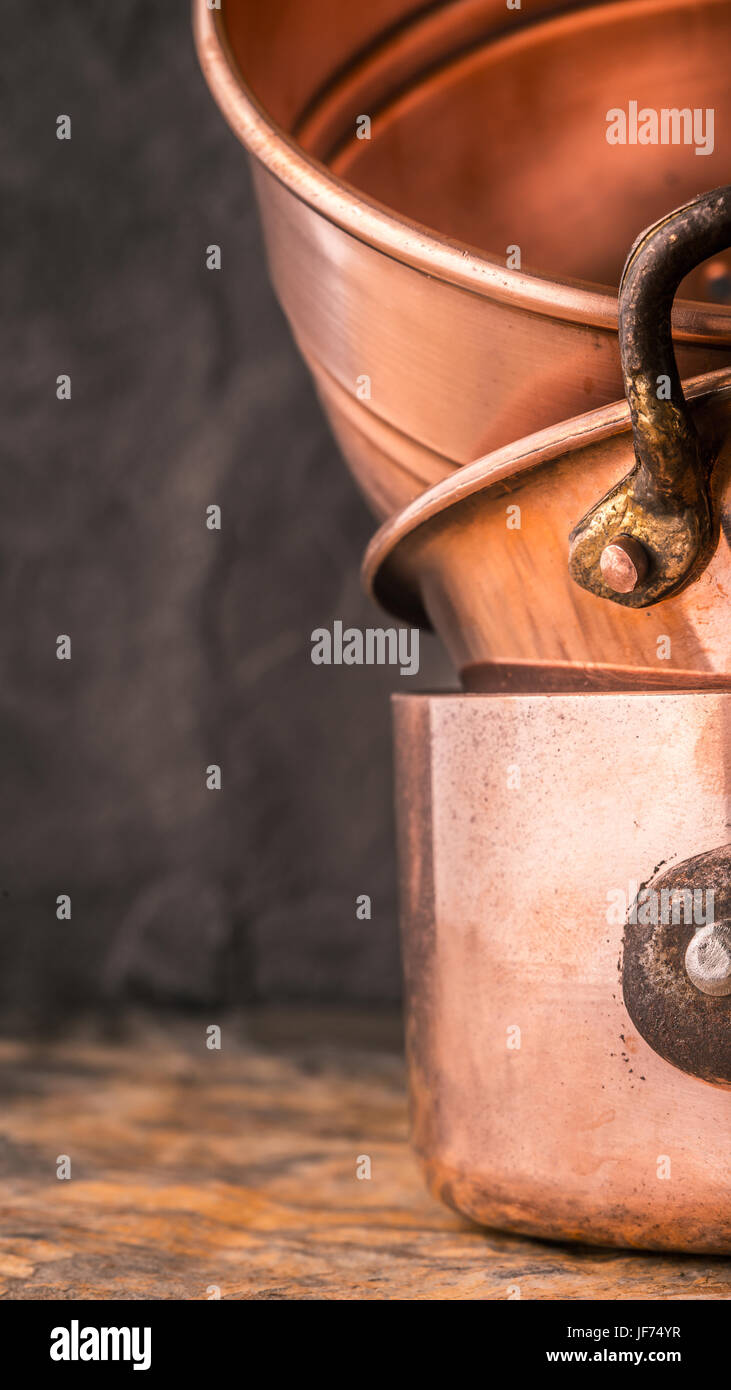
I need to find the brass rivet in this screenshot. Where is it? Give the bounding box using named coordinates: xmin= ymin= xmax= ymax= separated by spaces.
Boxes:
xmin=599 ymin=536 xmax=649 ymax=593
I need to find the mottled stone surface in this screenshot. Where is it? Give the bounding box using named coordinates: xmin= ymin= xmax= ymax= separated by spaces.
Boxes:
xmin=0 ymin=1013 xmax=728 ymax=1301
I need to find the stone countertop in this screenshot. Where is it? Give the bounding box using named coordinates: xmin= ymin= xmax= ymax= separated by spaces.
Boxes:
xmin=0 ymin=1011 xmax=728 ymax=1301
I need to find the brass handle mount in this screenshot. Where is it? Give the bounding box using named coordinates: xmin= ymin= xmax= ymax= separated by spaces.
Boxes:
xmin=569 ymin=185 xmax=731 ymax=608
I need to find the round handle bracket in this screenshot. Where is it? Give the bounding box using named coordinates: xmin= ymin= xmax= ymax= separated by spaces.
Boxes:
xmin=622 ymin=842 xmax=730 ymax=1087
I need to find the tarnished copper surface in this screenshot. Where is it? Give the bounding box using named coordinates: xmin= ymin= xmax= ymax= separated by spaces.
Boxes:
xmin=364 ymin=370 xmax=731 ymax=678
xmin=195 ymin=0 xmax=731 ymax=520
xmin=393 ymin=691 xmax=731 ymax=1251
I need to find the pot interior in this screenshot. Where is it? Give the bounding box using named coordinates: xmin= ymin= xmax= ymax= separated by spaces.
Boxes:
xmin=222 ymin=0 xmax=731 ymax=298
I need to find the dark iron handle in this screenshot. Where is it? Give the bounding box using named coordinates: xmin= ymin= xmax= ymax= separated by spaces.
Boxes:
xmin=569 ymin=185 xmax=731 ymax=608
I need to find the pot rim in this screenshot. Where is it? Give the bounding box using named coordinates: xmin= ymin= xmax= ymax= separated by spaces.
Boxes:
xmin=194 ymin=0 xmax=731 ymax=337
xmin=362 ymin=366 xmax=731 ymax=626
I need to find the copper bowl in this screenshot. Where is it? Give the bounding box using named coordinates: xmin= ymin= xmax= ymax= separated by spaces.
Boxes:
xmin=195 ymin=0 xmax=731 ymax=520
xmin=364 ymin=368 xmax=731 ymax=684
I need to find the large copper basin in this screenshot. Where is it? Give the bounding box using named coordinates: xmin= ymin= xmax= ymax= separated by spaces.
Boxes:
xmin=195 ymin=0 xmax=731 ymax=519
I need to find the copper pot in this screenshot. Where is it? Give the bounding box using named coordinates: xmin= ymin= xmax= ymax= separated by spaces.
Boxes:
xmin=365 ymin=366 xmax=731 ymax=683
xmin=365 ymin=189 xmax=731 ymax=682
xmin=194 ymin=0 xmax=731 ymax=520
xmin=393 ymin=690 xmax=730 ymax=1251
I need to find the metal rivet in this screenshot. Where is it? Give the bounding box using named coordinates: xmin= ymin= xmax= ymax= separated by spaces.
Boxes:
xmin=684 ymin=924 xmax=731 ymax=997
xmin=599 ymin=535 xmax=650 ymax=593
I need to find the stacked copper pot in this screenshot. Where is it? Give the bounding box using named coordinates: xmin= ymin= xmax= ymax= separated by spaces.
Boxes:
xmin=196 ymin=0 xmax=731 ymax=1252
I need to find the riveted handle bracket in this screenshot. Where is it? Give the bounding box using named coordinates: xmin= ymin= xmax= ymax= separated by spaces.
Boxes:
xmin=622 ymin=843 xmax=731 ymax=1087
xmin=569 ymin=186 xmax=731 ymax=607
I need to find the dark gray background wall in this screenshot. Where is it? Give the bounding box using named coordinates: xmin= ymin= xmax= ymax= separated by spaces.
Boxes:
xmin=1 ymin=2 xmax=450 ymax=1027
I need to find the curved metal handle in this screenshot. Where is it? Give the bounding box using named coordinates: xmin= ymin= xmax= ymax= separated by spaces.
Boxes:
xmin=569 ymin=185 xmax=731 ymax=607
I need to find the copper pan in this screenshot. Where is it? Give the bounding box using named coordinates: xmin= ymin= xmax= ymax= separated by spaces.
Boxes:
xmin=394 ymin=689 xmax=730 ymax=1250
xmin=195 ymin=0 xmax=731 ymax=520
xmin=365 ymin=367 xmax=731 ymax=684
